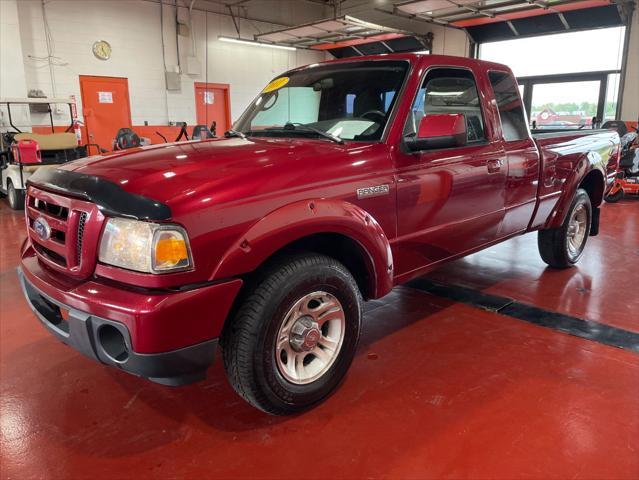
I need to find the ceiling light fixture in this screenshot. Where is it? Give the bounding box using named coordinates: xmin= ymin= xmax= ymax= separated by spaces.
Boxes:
xmin=427 ymin=91 xmax=465 ymax=96
xmin=217 ymin=36 xmax=296 ymax=51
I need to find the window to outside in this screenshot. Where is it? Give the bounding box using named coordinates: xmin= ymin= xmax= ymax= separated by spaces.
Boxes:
xmin=531 ymin=81 xmax=601 ymax=129
xmin=406 ymin=68 xmax=486 ymax=144
xmin=235 ymin=61 xmax=409 ymax=142
xmin=479 ymin=27 xmax=625 ymax=77
xmin=605 ymin=73 xmax=621 ymax=121
xmin=488 ymin=71 xmax=528 ymax=141
xmin=479 ymin=26 xmax=625 ymax=125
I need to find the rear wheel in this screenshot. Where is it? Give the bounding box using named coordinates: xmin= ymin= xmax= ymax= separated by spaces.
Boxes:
xmin=7 ymin=181 xmax=25 ymax=210
xmin=222 ymin=253 xmax=362 ymax=415
xmin=538 ymin=188 xmax=591 ymax=268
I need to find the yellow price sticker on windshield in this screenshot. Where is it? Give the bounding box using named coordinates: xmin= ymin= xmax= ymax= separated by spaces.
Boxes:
xmin=262 ymin=77 xmax=289 ymax=93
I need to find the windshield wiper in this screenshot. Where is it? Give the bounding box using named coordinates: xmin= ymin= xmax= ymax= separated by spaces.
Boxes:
xmin=224 ymin=129 xmax=246 ymax=139
xmin=284 ymin=123 xmax=344 ymax=145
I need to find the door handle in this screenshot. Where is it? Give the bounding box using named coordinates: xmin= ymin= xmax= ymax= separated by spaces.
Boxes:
xmin=487 ymin=159 xmax=503 ymax=174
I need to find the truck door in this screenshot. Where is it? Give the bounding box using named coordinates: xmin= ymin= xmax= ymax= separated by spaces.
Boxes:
xmin=393 ymin=67 xmax=506 ymax=280
xmin=487 ymin=71 xmax=540 ymax=235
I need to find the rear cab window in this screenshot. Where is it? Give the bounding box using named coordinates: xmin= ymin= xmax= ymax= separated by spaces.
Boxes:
xmin=405 ymin=67 xmax=487 ymax=145
xmin=487 ymin=71 xmax=530 ymax=142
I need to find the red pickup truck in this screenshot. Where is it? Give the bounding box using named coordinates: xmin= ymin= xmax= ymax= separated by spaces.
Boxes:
xmin=19 ymin=54 xmax=619 ymax=414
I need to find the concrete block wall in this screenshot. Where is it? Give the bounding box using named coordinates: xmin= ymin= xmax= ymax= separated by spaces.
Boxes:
xmin=0 ymin=0 xmax=30 ymax=128
xmin=9 ymin=0 xmax=326 ymax=128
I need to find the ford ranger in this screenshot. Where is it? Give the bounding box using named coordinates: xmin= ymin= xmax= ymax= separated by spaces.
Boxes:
xmin=18 ymin=54 xmax=620 ymax=414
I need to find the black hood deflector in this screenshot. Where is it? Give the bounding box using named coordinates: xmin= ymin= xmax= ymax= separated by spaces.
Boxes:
xmin=27 ymin=168 xmax=172 ymax=221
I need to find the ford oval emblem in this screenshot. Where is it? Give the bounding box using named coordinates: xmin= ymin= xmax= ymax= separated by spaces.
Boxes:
xmin=33 ymin=217 xmax=51 ymax=241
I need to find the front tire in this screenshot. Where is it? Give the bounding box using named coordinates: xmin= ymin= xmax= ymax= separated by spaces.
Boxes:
xmin=7 ymin=181 xmax=25 ymax=210
xmin=222 ymin=253 xmax=362 ymax=415
xmin=538 ymin=188 xmax=591 ymax=268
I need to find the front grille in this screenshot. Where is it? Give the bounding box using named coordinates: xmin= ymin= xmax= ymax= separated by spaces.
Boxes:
xmin=33 ymin=243 xmax=68 ymax=267
xmin=25 ymin=187 xmax=102 ymax=279
xmin=30 ymin=197 xmax=69 ymax=219
xmin=76 ymin=212 xmax=88 ymax=265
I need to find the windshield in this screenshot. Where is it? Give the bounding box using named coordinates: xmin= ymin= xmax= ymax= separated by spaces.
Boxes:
xmin=234 ymin=60 xmax=409 ymax=142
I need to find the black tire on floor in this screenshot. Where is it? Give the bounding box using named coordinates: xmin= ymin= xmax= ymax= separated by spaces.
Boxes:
xmin=604 ymin=189 xmax=623 ymax=203
xmin=222 ymin=253 xmax=362 ymax=415
xmin=538 ymin=188 xmax=592 ymax=268
xmin=7 ymin=181 xmax=25 ymax=210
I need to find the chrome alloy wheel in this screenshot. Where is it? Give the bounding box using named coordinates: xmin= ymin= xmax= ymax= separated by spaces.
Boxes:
xmin=275 ymin=291 xmax=345 ymax=385
xmin=566 ymin=203 xmax=588 ymax=258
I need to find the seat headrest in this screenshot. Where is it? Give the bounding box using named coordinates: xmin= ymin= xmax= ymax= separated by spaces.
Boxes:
xmin=354 ymin=90 xmax=383 ymax=118
xmin=601 ymin=121 xmax=627 ymax=136
xmin=192 ymin=125 xmax=214 ymax=140
xmin=115 ymin=128 xmax=141 ymax=149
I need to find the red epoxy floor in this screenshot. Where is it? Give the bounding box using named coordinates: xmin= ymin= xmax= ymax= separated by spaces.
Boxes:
xmin=1 ymin=199 xmax=638 ymax=479
xmin=427 ymin=197 xmax=639 ymax=333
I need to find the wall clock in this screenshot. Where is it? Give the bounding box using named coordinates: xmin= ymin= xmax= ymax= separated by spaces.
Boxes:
xmin=92 ymin=40 xmax=112 ymax=61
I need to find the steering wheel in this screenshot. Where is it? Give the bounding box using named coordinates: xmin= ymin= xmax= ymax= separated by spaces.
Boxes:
xmin=360 ymin=110 xmax=386 ymax=122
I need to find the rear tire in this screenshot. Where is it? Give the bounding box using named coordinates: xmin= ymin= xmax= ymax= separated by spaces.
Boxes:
xmin=604 ymin=189 xmax=623 ymax=203
xmin=538 ymin=188 xmax=591 ymax=268
xmin=7 ymin=181 xmax=25 ymax=210
xmin=222 ymin=253 xmax=362 ymax=415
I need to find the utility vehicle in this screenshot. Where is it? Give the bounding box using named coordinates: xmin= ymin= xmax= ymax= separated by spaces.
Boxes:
xmin=0 ymin=98 xmax=87 ymax=209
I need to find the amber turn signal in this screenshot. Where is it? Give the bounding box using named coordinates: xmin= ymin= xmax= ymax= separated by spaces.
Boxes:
xmin=153 ymin=230 xmax=191 ymax=271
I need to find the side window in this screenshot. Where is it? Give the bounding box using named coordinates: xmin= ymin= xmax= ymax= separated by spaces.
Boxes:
xmin=488 ymin=71 xmax=529 ymax=141
xmin=345 ymin=93 xmax=356 ymax=117
xmin=383 ymin=91 xmax=396 ymax=111
xmin=406 ymin=68 xmax=486 ymax=144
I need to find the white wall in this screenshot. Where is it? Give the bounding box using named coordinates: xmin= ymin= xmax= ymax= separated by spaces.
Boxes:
xmin=5 ymin=0 xmax=475 ymax=130
xmin=13 ymin=0 xmax=326 ymax=127
xmin=620 ymin=3 xmax=639 ymax=122
xmin=430 ymin=25 xmax=470 ymax=57
xmin=164 ymin=4 xmax=327 ymax=124
xmin=0 ymin=0 xmax=30 ymax=128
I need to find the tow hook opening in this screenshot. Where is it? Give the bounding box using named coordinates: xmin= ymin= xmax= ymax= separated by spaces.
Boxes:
xmin=34 ymin=296 xmax=70 ymax=333
xmin=98 ymin=325 xmax=129 ymax=363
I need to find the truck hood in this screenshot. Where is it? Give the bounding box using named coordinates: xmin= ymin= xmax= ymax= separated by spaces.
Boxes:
xmin=58 ymin=137 xmax=356 ymax=212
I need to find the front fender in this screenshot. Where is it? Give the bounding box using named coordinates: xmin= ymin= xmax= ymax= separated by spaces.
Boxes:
xmin=211 ymin=199 xmax=394 ymax=298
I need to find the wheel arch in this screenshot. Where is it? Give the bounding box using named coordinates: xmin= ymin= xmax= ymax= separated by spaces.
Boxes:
xmin=578 ymin=168 xmax=606 ymax=207
xmin=211 ymin=199 xmax=394 ymax=300
xmin=5 ymin=165 xmax=26 ymax=190
xmin=545 ymin=161 xmax=605 ymax=230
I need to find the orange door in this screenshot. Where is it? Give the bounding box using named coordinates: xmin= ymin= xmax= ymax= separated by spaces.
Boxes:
xmin=194 ymin=83 xmax=231 ymax=135
xmin=79 ymin=76 xmax=132 ymax=151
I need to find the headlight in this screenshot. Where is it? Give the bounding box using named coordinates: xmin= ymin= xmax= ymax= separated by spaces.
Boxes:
xmin=98 ymin=218 xmax=192 ymax=273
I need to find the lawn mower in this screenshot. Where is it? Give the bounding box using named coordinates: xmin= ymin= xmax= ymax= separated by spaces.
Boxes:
xmin=604 ymin=121 xmax=639 ymax=203
xmin=154 ymin=122 xmax=215 ymax=144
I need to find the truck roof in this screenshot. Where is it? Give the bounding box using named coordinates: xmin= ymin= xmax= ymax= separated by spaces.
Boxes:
xmin=288 ymin=53 xmax=512 ymax=76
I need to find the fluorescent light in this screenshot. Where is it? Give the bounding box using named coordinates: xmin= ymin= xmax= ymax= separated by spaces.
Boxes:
xmin=218 ymin=36 xmax=296 ymax=51
xmin=427 ymin=91 xmax=465 ymax=96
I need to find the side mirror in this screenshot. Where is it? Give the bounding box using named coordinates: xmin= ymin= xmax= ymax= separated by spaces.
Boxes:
xmin=405 ymin=113 xmax=467 ymax=151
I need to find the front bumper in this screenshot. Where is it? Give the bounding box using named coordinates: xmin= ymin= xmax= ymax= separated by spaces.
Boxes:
xmin=19 ymin=268 xmax=218 ymax=386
